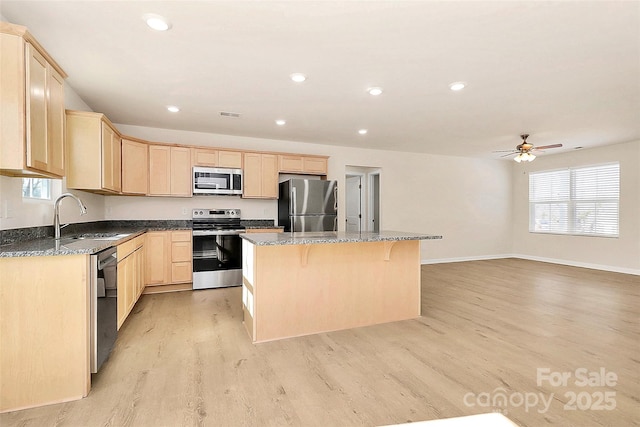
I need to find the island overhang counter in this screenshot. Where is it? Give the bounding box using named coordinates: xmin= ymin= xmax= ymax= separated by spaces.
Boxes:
xmin=239 ymin=231 xmax=442 ymax=343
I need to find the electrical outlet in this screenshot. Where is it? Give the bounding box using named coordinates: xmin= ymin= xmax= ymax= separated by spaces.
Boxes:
xmin=182 ymin=207 xmax=189 ymax=215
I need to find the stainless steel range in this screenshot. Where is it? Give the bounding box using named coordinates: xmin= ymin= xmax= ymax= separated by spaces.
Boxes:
xmin=192 ymin=209 xmax=245 ymax=290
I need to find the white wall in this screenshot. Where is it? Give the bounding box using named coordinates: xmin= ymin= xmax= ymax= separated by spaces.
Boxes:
xmin=0 ymin=85 xmax=105 ymax=230
xmin=511 ymin=140 xmax=640 ymax=274
xmin=111 ymin=124 xmax=514 ymax=262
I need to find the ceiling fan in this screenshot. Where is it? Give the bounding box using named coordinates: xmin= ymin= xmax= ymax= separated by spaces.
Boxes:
xmin=495 ymin=134 xmax=563 ymax=162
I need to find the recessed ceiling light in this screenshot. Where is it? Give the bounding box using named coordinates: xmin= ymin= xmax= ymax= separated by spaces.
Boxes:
xmin=290 ymin=73 xmax=307 ymax=83
xmin=143 ymin=13 xmax=171 ymax=31
xmin=275 ymin=119 xmax=286 ymax=126
xmin=358 ymin=129 xmax=368 ymax=135
xmin=449 ymin=82 xmax=466 ymax=91
xmin=167 ymin=105 xmax=180 ymax=113
xmin=367 ymin=87 xmax=383 ymax=96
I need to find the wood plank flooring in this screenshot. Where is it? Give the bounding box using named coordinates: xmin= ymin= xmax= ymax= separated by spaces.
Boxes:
xmin=1 ymin=258 xmax=638 ymax=426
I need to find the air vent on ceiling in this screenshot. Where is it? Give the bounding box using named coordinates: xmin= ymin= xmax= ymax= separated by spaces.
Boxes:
xmin=219 ymin=111 xmax=241 ymax=118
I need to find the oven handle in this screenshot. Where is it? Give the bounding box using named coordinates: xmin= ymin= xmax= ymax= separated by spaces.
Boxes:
xmin=192 ymin=230 xmax=244 ymax=236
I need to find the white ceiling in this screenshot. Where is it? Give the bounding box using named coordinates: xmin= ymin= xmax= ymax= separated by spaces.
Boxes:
xmin=2 ymin=1 xmax=639 ymax=159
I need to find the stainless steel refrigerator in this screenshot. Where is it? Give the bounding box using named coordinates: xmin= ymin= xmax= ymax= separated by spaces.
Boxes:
xmin=278 ymin=179 xmax=338 ymax=232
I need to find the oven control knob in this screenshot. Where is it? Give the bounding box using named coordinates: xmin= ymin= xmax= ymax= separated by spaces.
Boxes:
xmin=229 ymin=210 xmax=235 ymax=216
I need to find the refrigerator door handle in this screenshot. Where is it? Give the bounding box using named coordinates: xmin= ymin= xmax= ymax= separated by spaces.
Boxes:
xmin=333 ymin=216 xmax=338 ymax=232
xmin=291 ymin=187 xmax=297 ymax=216
xmin=333 ymin=185 xmax=338 ymax=212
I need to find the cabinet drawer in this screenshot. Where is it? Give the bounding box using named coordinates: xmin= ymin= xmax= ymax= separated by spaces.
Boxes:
xmin=172 ymin=230 xmax=192 ymax=242
xmin=117 ymin=235 xmax=144 ymax=260
xmin=171 ymin=241 xmax=191 ymax=262
xmin=171 ymin=262 xmax=192 ymax=283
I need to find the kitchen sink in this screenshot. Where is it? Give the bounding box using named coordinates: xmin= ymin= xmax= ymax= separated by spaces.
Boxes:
xmin=70 ymin=233 xmax=131 ymax=241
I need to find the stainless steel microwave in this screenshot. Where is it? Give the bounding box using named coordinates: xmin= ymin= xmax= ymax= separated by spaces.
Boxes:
xmin=193 ymin=167 xmax=243 ymax=196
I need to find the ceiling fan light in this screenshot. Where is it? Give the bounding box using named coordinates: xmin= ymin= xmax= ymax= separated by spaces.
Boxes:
xmin=527 ymin=153 xmax=536 ymax=161
xmin=514 ymin=154 xmax=523 ymax=163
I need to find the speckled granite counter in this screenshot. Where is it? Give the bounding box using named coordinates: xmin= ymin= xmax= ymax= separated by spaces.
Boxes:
xmin=239 ymin=230 xmax=442 ymax=246
xmin=0 ymin=229 xmax=146 ymax=257
xmin=0 ymin=220 xmax=192 ymax=257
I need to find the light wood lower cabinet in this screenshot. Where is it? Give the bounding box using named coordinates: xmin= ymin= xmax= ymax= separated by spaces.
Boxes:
xmin=145 ymin=230 xmax=192 ymax=292
xmin=0 ymin=254 xmax=90 ymax=413
xmin=116 ymin=235 xmax=145 ymax=329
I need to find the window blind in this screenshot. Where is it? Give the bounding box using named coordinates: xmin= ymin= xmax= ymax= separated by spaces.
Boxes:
xmin=529 ymin=163 xmax=619 ymax=237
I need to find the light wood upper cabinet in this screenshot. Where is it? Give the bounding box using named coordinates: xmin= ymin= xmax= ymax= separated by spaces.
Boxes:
xmin=243 ymin=153 xmax=278 ymax=199
xmin=121 ymin=138 xmax=149 ymax=195
xmin=278 ymin=154 xmax=328 ymax=175
xmin=66 ymin=111 xmax=122 ymax=194
xmin=191 ymin=148 xmax=243 ymax=168
xmin=171 ymin=146 xmax=191 ymax=196
xmin=101 ymin=122 xmax=121 ymax=192
xmin=0 ymin=23 xmax=67 ymax=178
xmin=191 ymin=147 xmax=218 ymax=167
xmin=149 ymin=145 xmax=191 ymax=197
xmin=218 ymin=150 xmax=243 ymax=168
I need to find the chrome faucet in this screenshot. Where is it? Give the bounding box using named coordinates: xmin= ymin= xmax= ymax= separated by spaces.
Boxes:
xmin=54 ymin=193 xmax=87 ymax=239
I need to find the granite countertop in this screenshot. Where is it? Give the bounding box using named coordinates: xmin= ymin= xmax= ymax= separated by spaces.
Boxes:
xmin=0 ymin=229 xmax=147 ymax=257
xmin=239 ymin=231 xmax=442 ymax=246
xmin=0 ymin=220 xmax=193 ymax=258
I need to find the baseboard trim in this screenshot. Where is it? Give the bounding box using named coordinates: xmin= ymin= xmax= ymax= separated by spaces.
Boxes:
xmin=421 ymin=254 xmax=640 ymax=276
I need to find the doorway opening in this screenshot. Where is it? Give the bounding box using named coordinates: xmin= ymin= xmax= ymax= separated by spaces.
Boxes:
xmin=345 ymin=166 xmax=381 ymax=232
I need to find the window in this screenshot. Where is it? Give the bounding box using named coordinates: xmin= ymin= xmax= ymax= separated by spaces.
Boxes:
xmin=22 ymin=178 xmax=51 ymax=200
xmin=529 ymin=163 xmax=619 ymax=237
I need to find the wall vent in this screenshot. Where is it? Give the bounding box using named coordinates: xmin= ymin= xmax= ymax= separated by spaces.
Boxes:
xmin=219 ymin=111 xmax=241 ymax=118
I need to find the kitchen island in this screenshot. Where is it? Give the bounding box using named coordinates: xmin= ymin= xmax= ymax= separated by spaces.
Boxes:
xmin=239 ymin=231 xmax=442 ymax=343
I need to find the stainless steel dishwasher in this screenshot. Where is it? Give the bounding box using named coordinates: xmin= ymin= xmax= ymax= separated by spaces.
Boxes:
xmin=90 ymin=246 xmax=118 ymax=373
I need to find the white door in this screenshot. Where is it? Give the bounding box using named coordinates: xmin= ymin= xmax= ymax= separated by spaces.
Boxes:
xmin=345 ymin=175 xmax=361 ymax=232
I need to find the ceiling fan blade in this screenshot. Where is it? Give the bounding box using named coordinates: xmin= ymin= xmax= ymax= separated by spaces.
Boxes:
xmin=492 ymin=149 xmax=517 ymax=153
xmin=534 ymin=143 xmax=563 ymax=150
xmin=500 ymin=152 xmax=516 ymax=158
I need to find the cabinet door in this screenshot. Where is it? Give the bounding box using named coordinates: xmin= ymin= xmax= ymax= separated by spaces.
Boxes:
xmin=218 ymin=150 xmax=243 ymax=168
xmin=122 ymin=139 xmax=149 ymax=194
xmin=170 ymin=147 xmax=191 ymax=196
xmin=261 ymin=154 xmax=278 ymax=198
xmin=145 ymin=231 xmax=170 ymax=285
xmin=191 ymin=148 xmax=217 ymax=167
xmin=136 ymin=246 xmax=145 ymax=298
xmin=171 ymin=262 xmax=192 ymax=284
xmin=148 ymin=145 xmax=171 ymax=195
xmin=101 ymin=122 xmax=121 ymax=192
xmin=25 ymin=43 xmax=48 ymax=173
xmin=117 ymin=257 xmax=127 ymax=329
xmin=242 ymin=152 xmax=262 ymax=198
xmin=278 ymin=155 xmax=303 ymax=173
xmin=46 ymin=67 xmax=65 ymax=176
xmin=171 ymin=241 xmax=191 ymax=262
xmin=303 ymin=157 xmax=327 ymax=174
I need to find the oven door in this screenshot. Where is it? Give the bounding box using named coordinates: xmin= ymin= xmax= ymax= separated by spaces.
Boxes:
xmin=192 ymin=230 xmax=243 ymax=289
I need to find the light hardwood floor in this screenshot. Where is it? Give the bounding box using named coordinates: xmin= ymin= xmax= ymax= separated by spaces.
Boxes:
xmin=2 ymin=259 xmax=638 ymax=426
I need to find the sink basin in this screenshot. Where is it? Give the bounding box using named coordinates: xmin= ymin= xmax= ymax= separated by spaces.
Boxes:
xmin=69 ymin=233 xmax=131 ymax=241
